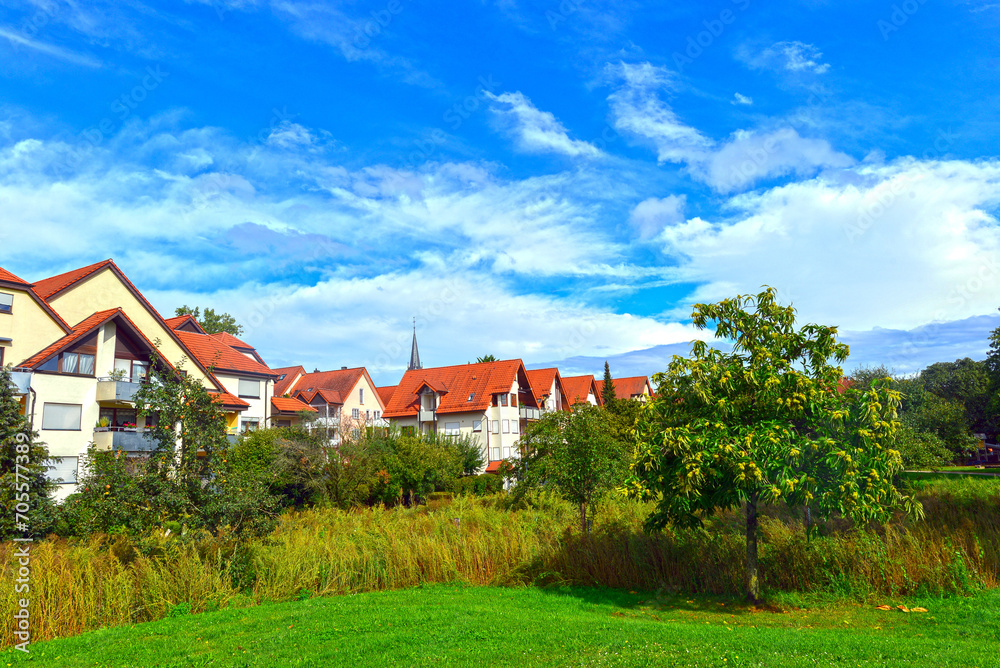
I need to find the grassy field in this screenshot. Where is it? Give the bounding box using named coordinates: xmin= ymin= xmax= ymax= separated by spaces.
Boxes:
xmin=3 ymin=584 xmax=999 ymax=667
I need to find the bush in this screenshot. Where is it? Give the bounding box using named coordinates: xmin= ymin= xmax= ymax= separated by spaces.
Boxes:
xmin=894 ymin=424 xmax=955 ymax=469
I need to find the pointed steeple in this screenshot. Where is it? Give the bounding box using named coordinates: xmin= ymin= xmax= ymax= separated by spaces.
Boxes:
xmin=408 ymin=318 xmax=422 ymax=370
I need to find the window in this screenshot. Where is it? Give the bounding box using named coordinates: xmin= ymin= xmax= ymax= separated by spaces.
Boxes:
xmin=374 ymin=411 xmax=381 ymax=420
xmin=492 ymin=395 xmax=498 ymax=407
xmin=511 ymin=420 xmax=518 ymax=434
xmin=352 ymin=408 xmax=360 ymax=419
xmin=41 ymin=403 xmax=82 ymax=431
xmin=500 ymin=394 xmax=508 ymax=407
xmin=0 ymin=292 xmax=12 ymax=314
xmin=492 ymin=420 xmax=500 ymax=434
xmin=511 ymin=394 xmax=517 ymax=407
xmin=444 ymin=422 xmax=460 ymax=436
xmin=473 ymin=420 xmax=482 ymax=432
xmin=359 ymin=388 xmax=364 ymax=404
xmin=502 ymin=419 xmax=509 ymax=433
xmin=276 ymin=420 xmax=291 ymax=428
xmin=0 ymin=347 xmax=4 ymax=366
xmin=491 ymin=447 xmax=501 ymax=461
xmin=468 ymin=393 xmax=474 ymax=402
xmin=241 ymin=418 xmax=259 ymax=433
xmin=238 ymin=379 xmax=261 ymax=399
xmin=45 ymin=457 xmax=78 ymax=484
xmin=45 ymin=352 xmax=95 ymax=375
xmin=366 ymin=410 xmax=371 ymax=420
xmin=99 ymin=407 xmax=137 ymax=427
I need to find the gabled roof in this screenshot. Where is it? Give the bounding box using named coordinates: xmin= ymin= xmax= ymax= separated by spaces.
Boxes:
xmin=376 ymin=385 xmax=397 ymax=406
xmin=271 ymin=396 xmax=318 ymax=414
xmin=164 ymin=314 xmax=207 ymax=334
xmin=383 ymin=359 xmax=536 ymax=418
xmin=272 ymin=365 xmax=306 ymax=396
xmin=210 ymin=331 xmax=254 ymax=350
xmin=612 ymin=376 xmax=651 ymax=399
xmin=19 ymin=308 xmax=177 ymax=375
xmin=561 ymin=375 xmax=602 ymax=407
xmin=525 ymin=368 xmax=560 ymax=406
xmin=31 ymin=259 xmax=117 ymax=301
xmin=175 ymin=330 xmax=277 ymax=378
xmin=296 ymin=388 xmax=344 ymax=406
xmin=0 ymin=267 xmax=29 ymax=285
xmin=284 ymin=367 xmax=383 ymax=409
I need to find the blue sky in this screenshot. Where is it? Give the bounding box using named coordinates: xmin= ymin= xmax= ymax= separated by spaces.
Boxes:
xmin=1 ymin=0 xmax=999 ymax=385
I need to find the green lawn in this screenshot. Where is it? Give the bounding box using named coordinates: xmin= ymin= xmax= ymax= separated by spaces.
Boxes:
xmin=4 ymin=585 xmax=1000 ymax=667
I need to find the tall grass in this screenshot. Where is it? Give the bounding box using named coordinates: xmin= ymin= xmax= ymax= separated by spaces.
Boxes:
xmin=3 ymin=477 xmax=999 ymax=647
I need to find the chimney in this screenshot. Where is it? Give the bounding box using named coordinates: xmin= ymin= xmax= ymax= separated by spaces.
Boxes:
xmin=341 ymin=366 xmax=348 ymax=370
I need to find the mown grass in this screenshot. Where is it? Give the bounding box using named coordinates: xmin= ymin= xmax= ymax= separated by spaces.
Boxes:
xmin=4 ymin=584 xmax=1000 ymax=667
xmin=2 ymin=476 xmax=999 ymax=648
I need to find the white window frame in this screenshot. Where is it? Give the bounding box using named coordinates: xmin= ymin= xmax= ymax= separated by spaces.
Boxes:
xmin=502 ymin=419 xmax=510 ymax=434
xmin=444 ymin=422 xmax=460 ymax=436
xmin=352 ymin=408 xmax=360 ymax=419
xmin=238 ymin=379 xmax=261 ymax=399
xmin=492 ymin=420 xmax=500 ymax=434
xmin=0 ymin=292 xmax=12 ymax=314
xmin=473 ymin=420 xmax=482 ymax=432
xmin=511 ymin=420 xmax=518 ymax=434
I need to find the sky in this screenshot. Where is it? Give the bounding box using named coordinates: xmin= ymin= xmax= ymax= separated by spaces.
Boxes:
xmin=1 ymin=0 xmax=999 ymax=386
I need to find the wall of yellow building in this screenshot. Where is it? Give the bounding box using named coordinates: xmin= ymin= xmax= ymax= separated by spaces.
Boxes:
xmin=0 ymin=287 xmax=68 ymax=367
xmin=46 ymin=267 xmax=214 ymax=386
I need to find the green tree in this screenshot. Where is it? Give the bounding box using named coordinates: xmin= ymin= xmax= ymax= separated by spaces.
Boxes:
xmin=0 ymin=367 xmax=58 ymax=539
xmin=601 ymin=361 xmax=616 ymax=406
xmin=509 ymin=405 xmax=626 ymax=533
xmin=476 ymin=354 xmax=497 ymax=363
xmin=174 ymin=305 xmax=244 ymax=336
xmin=629 ymin=288 xmax=921 ymax=603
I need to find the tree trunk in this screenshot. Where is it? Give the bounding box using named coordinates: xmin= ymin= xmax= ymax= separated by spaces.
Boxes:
xmin=746 ymin=491 xmax=761 ymax=604
xmin=580 ymin=502 xmax=587 ymax=534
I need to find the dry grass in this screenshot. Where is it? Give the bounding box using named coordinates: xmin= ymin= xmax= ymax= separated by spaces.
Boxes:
xmin=3 ymin=478 xmax=998 ymax=647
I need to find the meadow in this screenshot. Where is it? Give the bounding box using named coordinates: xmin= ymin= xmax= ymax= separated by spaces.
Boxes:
xmin=2 ymin=474 xmax=999 ymax=651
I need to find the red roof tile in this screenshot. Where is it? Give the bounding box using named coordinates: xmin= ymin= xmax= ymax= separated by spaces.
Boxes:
xmin=272 ymin=366 xmax=306 ymax=396
xmin=383 ymin=359 xmax=535 ymax=418
xmin=0 ymin=267 xmax=29 ymax=285
xmin=175 ymin=330 xmax=276 ymax=377
xmin=485 ymin=461 xmax=505 ymax=473
xmin=296 ymin=388 xmax=344 ymax=405
xmin=210 ymin=331 xmax=255 ymax=350
xmin=561 ymin=375 xmax=602 ymax=407
xmin=525 ymin=368 xmax=559 ymax=406
xmin=612 ymin=376 xmax=651 ymax=399
xmin=19 ymin=309 xmax=122 ymax=368
xmin=271 ymin=396 xmax=318 ymax=414
xmin=285 ymin=367 xmax=383 ymax=408
xmin=376 ymin=385 xmax=397 ymax=406
xmin=164 ymin=314 xmax=206 ymax=333
xmin=212 ymin=391 xmax=250 ymax=410
xmin=31 ymin=259 xmax=115 ymax=301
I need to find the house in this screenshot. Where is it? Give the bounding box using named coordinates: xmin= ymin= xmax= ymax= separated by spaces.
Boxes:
xmin=612 ymin=376 xmax=653 ymax=402
xmin=273 ymin=366 xmax=386 ymax=443
xmin=524 ymin=367 xmax=568 ymax=414
xmin=0 ymin=259 xmax=238 ymax=500
xmin=560 ymin=375 xmax=603 ymax=407
xmin=381 ymin=359 xmax=541 ymax=472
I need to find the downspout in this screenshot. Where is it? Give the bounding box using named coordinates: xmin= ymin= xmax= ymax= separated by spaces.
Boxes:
xmin=28 ymin=386 xmax=37 ymax=432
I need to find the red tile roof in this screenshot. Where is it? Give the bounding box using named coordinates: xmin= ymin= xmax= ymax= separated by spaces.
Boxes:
xmin=612 ymin=376 xmax=651 ymax=399
xmin=31 ymin=259 xmax=115 ymax=301
xmin=296 ymin=388 xmax=344 ymax=405
xmin=285 ymin=367 xmax=383 ymax=408
xmin=485 ymin=461 xmax=505 ymax=473
xmin=0 ymin=267 xmax=29 ymax=285
xmin=271 ymin=396 xmax=318 ymax=414
xmin=212 ymin=391 xmax=250 ymax=410
xmin=525 ymin=368 xmax=559 ymax=406
xmin=272 ymin=366 xmax=306 ymax=396
xmin=175 ymin=330 xmax=276 ymax=377
xmin=164 ymin=314 xmax=206 ymax=333
xmin=561 ymin=375 xmax=601 ymax=407
xmin=383 ymin=359 xmax=534 ymax=418
xmin=210 ymin=331 xmax=255 ymax=350
xmin=376 ymin=385 xmax=397 ymax=406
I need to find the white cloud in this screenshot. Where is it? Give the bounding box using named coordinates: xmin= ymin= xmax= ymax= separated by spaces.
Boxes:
xmin=485 ymin=91 xmax=602 ymax=158
xmin=607 ymin=62 xmax=852 ymax=191
xmin=0 ymin=26 xmax=101 ymax=67
xmin=658 ymin=159 xmax=1000 ymax=331
xmin=733 ymin=93 xmax=753 ymax=106
xmin=744 ymin=41 xmax=831 ymax=75
xmin=629 ymin=195 xmax=686 ymax=240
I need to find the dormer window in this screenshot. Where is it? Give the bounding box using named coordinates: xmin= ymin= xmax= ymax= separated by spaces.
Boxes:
xmin=468 ymin=393 xmax=474 ymax=401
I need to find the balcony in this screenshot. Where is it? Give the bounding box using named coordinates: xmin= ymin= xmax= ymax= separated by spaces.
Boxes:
xmin=418 ymin=409 xmax=436 ymax=422
xmin=96 ymin=378 xmax=142 ymax=404
xmin=519 ymin=406 xmax=540 ymax=421
xmin=8 ymin=369 xmax=32 ymax=396
xmin=93 ymin=427 xmax=159 ymax=452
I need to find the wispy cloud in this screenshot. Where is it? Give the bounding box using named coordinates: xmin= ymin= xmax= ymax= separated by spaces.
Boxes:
xmin=742 ymin=41 xmax=831 ymax=75
xmin=485 ymin=91 xmax=602 ymax=158
xmin=0 ymin=26 xmax=101 ymax=68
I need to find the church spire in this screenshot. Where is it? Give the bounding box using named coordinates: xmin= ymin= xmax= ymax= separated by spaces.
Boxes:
xmin=408 ymin=317 xmax=422 ymax=370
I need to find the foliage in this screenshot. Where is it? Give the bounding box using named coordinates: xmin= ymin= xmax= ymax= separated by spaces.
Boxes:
xmin=603 ymin=395 xmax=642 ymax=451
xmin=508 ymin=405 xmax=627 ymax=532
xmin=453 ymin=432 xmax=486 ymax=476
xmin=475 ymin=354 xmax=497 ymax=363
xmin=173 ymin=305 xmax=244 ymax=336
xmin=893 ymin=424 xmax=954 ymax=469
xmin=0 ymin=367 xmax=58 ymax=539
xmin=601 ymin=361 xmax=616 ymax=405
xmin=452 ymin=473 xmax=504 ymax=496
xmin=630 ymin=288 xmax=921 ymax=602
xmin=386 ymin=432 xmax=464 ymax=505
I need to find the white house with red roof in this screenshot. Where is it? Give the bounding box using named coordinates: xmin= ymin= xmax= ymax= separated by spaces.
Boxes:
xmin=560 ymin=375 xmax=603 ymax=407
xmin=612 ymin=376 xmax=653 ymax=402
xmin=271 ymin=365 xmax=385 ymax=442
xmin=382 ymin=359 xmax=542 ymax=472
xmin=524 ymin=367 xmax=568 ymax=414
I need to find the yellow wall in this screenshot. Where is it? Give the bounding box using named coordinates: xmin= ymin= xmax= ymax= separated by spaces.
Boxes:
xmin=46 ymin=267 xmax=214 ymax=386
xmin=0 ymin=287 xmax=67 ymax=367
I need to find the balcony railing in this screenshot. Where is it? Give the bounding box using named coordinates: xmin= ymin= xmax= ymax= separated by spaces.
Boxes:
xmin=93 ymin=427 xmax=159 ymax=452
xmin=519 ymin=406 xmax=540 ymax=421
xmin=8 ymin=369 xmax=32 ymax=396
xmin=418 ymin=409 xmax=436 ymax=422
xmin=96 ymin=378 xmax=143 ymax=404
